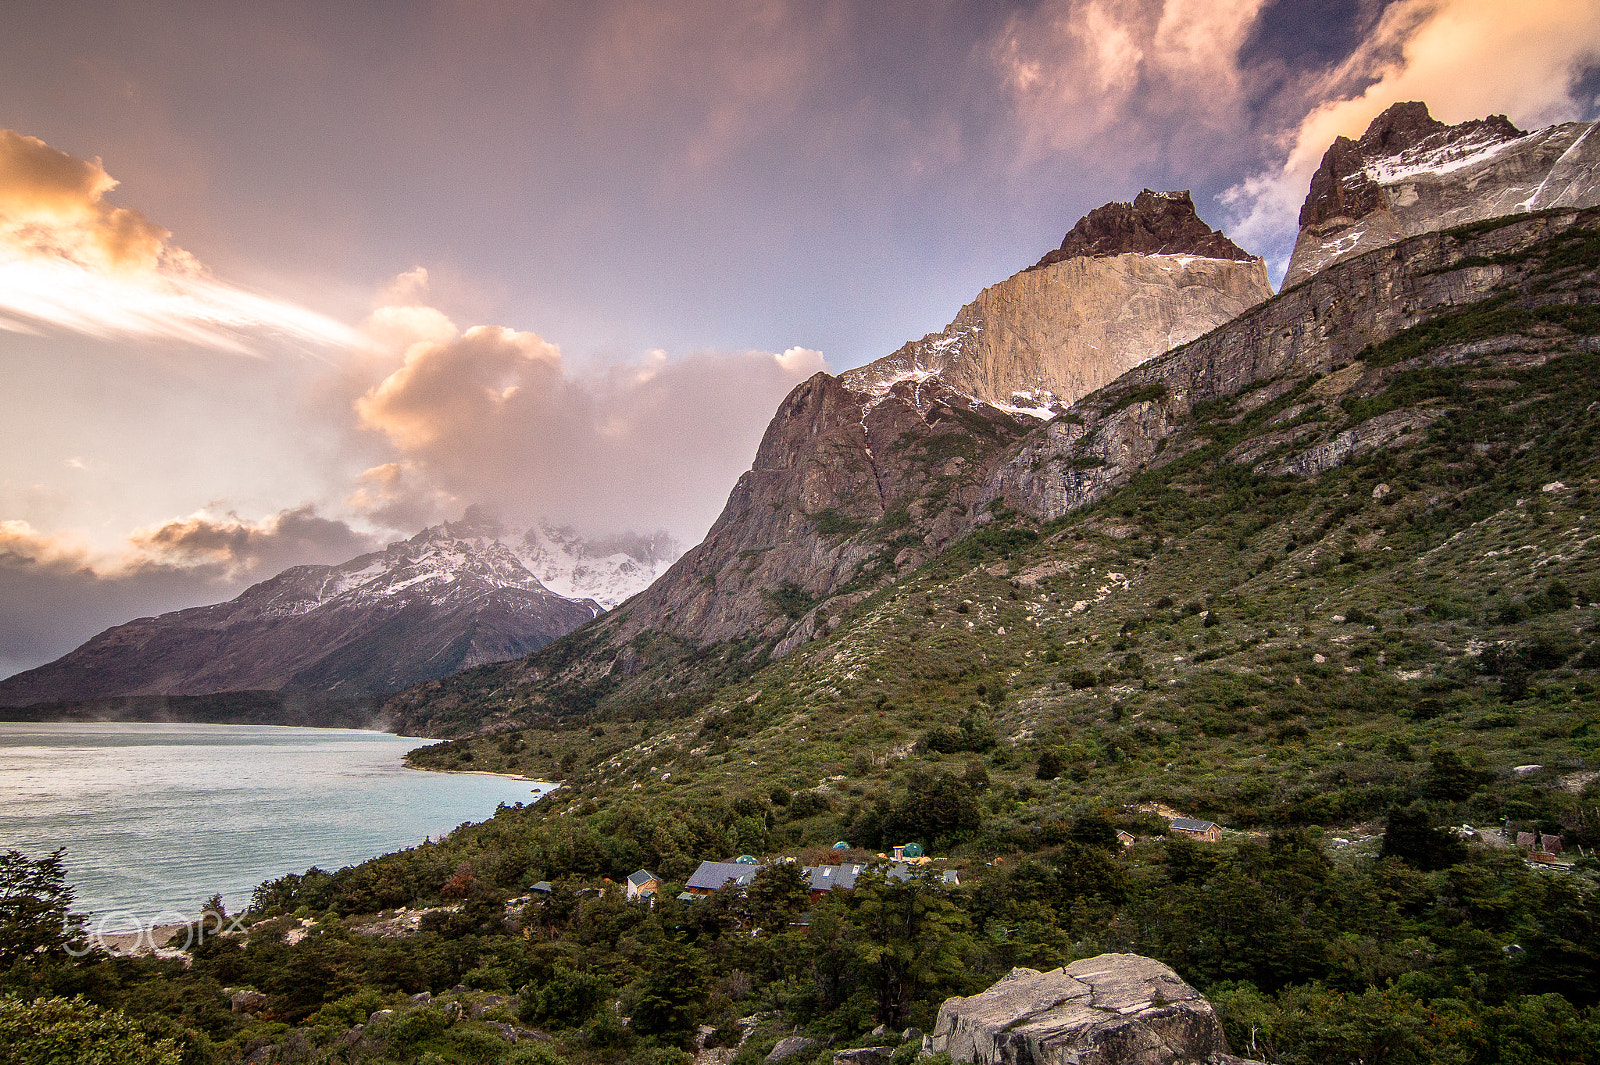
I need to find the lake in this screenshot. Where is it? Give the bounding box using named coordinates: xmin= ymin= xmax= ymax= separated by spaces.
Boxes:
xmin=0 ymin=722 xmax=552 ymax=932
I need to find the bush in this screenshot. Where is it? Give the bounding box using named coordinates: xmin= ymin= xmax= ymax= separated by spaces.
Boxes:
xmin=1036 ymin=749 xmax=1064 ymax=781
xmin=0 ymin=996 xmax=180 ymax=1065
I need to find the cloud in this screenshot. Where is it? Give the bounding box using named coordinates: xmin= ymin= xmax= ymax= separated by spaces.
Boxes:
xmin=127 ymin=505 xmax=380 ymax=578
xmin=0 ymin=128 xmax=172 ymax=273
xmin=345 ymin=295 xmax=827 ymax=541
xmin=1222 ymin=0 xmax=1600 ymax=274
xmin=991 ymin=0 xmax=1270 ymax=160
xmin=0 ymin=128 xmax=362 ymax=352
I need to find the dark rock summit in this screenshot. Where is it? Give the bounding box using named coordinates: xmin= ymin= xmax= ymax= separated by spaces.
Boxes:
xmin=1284 ymin=100 xmax=1600 ymax=286
xmin=1299 ymin=102 xmax=1524 ymax=230
xmin=1035 ymin=190 xmax=1256 ymax=269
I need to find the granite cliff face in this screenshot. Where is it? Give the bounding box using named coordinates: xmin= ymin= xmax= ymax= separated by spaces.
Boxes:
xmin=0 ymin=518 xmax=600 ymax=705
xmin=1283 ymin=101 xmax=1600 ymax=287
xmin=987 ymin=206 xmax=1600 ymax=522
xmin=845 ymin=191 xmax=1271 ymax=415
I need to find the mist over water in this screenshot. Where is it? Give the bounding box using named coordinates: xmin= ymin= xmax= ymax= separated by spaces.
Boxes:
xmin=0 ymin=722 xmax=550 ymax=930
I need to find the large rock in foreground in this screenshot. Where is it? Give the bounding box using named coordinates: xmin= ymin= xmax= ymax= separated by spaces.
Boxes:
xmin=925 ymin=954 xmax=1258 ymax=1065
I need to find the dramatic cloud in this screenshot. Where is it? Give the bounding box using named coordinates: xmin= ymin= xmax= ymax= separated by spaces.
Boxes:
xmin=1223 ymin=0 xmax=1600 ymax=273
xmin=0 ymin=129 xmax=361 ymax=352
xmin=991 ymin=0 xmax=1270 ymax=160
xmin=346 ymin=290 xmax=827 ymax=541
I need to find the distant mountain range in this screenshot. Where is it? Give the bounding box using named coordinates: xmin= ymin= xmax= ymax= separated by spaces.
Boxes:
xmin=0 ymin=513 xmax=679 ymax=707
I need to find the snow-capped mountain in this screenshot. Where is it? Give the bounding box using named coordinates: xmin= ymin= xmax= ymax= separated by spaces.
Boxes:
xmin=512 ymin=523 xmax=680 ymax=609
xmin=0 ymin=519 xmax=603 ymax=705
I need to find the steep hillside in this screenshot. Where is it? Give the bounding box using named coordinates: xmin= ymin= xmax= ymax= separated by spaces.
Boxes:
xmin=1283 ymin=101 xmax=1600 ymax=287
xmin=0 ymin=517 xmax=599 ymax=705
xmin=377 ymin=193 xmax=1269 ymax=726
xmin=386 ymin=204 xmax=1600 ymax=738
xmin=407 ymin=205 xmax=1600 ymax=847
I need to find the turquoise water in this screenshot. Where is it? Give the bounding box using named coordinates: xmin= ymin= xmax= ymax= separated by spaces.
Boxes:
xmin=0 ymin=722 xmax=551 ymax=930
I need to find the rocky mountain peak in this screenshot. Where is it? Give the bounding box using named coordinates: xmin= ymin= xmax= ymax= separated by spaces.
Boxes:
xmin=1300 ymin=102 xmax=1525 ymax=229
xmin=1284 ymin=100 xmax=1599 ymax=287
xmin=1034 ymin=189 xmax=1255 ymax=269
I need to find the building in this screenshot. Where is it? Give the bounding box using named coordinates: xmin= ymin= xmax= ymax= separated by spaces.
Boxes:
xmin=1168 ymin=818 xmax=1222 ymax=841
xmin=1116 ymin=830 xmax=1136 ymax=848
xmin=801 ymin=862 xmax=959 ymax=904
xmin=684 ymin=860 xmax=762 ymax=896
xmin=625 ymin=869 xmax=659 ymax=900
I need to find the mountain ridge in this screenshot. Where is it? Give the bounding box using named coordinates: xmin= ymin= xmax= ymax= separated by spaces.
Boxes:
xmin=1284 ymin=101 xmax=1600 ymax=287
xmin=0 ymin=519 xmax=602 ymax=706
xmin=383 ymin=200 xmax=1600 ymax=737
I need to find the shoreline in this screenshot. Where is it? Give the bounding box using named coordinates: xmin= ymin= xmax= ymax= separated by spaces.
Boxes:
xmin=401 ymin=761 xmax=561 ymax=789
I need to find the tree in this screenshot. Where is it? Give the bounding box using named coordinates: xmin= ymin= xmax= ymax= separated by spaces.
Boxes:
xmin=630 ymin=932 xmax=707 ymax=1040
xmin=0 ymin=849 xmax=84 ymax=968
xmin=844 ymin=868 xmax=969 ymax=1029
xmin=1380 ymin=803 xmax=1467 ymax=871
xmin=742 ymin=862 xmax=811 ymax=932
xmin=1036 ymin=749 xmax=1064 ymax=780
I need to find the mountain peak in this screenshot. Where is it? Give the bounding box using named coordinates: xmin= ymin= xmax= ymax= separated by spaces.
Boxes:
xmin=1034 ymin=189 xmax=1256 ymax=269
xmin=1298 ymin=102 xmax=1527 ymax=230
xmin=1284 ymin=100 xmax=1594 ymax=287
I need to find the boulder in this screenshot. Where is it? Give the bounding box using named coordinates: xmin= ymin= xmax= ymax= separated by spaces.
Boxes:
xmin=230 ymin=990 xmax=268 ymax=1015
xmin=833 ymin=1049 xmax=892 ymax=1065
xmin=924 ymin=953 xmax=1259 ymax=1064
xmin=766 ymin=1035 xmax=820 ymax=1062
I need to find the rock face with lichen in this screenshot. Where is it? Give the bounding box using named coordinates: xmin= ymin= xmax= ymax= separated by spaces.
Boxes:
xmin=843 ymin=191 xmax=1271 ymax=416
xmin=925 ymin=954 xmax=1259 ymax=1065
xmin=1283 ymin=101 xmax=1600 ymax=288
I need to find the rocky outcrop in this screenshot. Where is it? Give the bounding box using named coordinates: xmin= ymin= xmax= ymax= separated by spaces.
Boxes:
xmin=600 ymin=372 xmax=1033 ymax=652
xmin=1040 ymin=190 xmax=1256 ymax=267
xmin=843 ymin=251 xmax=1271 ymax=416
xmin=0 ymin=518 xmax=599 ymax=705
xmin=925 ymin=954 xmax=1258 ymax=1065
xmin=1284 ymin=101 xmax=1600 ymax=287
xmin=988 ymin=206 xmax=1600 ymax=523
xmin=765 ymin=1036 xmax=819 ymax=1062
xmin=844 ymin=192 xmax=1271 ymax=416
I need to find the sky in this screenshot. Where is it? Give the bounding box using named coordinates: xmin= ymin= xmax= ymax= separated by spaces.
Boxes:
xmin=3 ymin=0 xmax=1599 ymax=678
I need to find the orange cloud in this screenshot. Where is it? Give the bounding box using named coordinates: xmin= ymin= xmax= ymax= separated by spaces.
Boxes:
xmin=342 ymin=297 xmax=826 ymax=539
xmin=125 ymin=506 xmax=378 ymax=578
xmin=0 ymin=129 xmax=360 ymax=351
xmin=0 ymin=129 xmax=173 ymax=273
